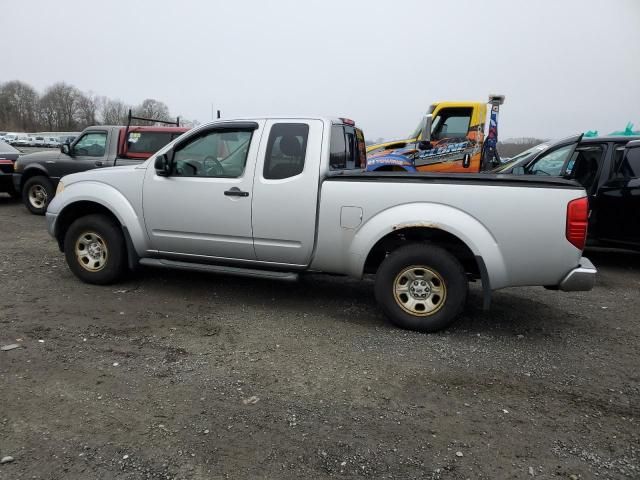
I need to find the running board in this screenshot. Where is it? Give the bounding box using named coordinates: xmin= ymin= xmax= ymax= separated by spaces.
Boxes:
xmin=139 ymin=258 xmax=299 ymax=282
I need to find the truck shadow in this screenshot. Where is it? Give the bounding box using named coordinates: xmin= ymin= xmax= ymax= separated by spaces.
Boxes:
xmin=130 ymin=267 xmax=581 ymax=339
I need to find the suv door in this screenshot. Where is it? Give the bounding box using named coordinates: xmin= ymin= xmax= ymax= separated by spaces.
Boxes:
xmin=142 ymin=121 xmax=261 ymax=260
xmin=251 ymin=119 xmax=323 ymax=265
xmin=596 ymin=141 xmax=640 ymax=246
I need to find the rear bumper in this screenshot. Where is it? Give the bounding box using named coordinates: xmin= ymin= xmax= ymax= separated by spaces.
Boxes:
xmin=558 ymin=257 xmax=597 ymax=292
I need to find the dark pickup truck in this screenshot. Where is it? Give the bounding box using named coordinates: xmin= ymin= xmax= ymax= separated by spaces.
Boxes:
xmin=0 ymin=141 xmax=21 ymax=197
xmin=14 ymin=124 xmax=188 ymax=214
xmin=498 ymin=135 xmax=640 ymax=251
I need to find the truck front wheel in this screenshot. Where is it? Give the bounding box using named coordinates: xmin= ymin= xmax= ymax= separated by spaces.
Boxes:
xmin=375 ymin=243 xmax=468 ymax=332
xmin=23 ymin=176 xmax=53 ymax=215
xmin=63 ymin=214 xmax=126 ymax=285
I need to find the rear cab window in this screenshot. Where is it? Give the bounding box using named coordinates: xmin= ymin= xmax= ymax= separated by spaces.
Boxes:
xmin=125 ymin=130 xmax=184 ymax=158
xmin=330 ymin=122 xmax=366 ymax=171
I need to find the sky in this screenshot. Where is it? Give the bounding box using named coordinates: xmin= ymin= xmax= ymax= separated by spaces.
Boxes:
xmin=3 ymin=0 xmax=640 ymax=141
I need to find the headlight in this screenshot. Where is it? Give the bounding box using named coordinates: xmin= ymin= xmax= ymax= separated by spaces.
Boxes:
xmin=56 ymin=181 xmax=65 ymax=195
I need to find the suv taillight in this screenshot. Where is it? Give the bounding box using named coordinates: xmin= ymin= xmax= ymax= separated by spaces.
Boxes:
xmin=566 ymin=197 xmax=588 ymax=250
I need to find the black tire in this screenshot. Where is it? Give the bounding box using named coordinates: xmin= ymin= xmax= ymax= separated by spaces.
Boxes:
xmin=374 ymin=243 xmax=468 ymax=332
xmin=22 ymin=176 xmax=53 ymax=215
xmin=64 ymin=214 xmax=126 ymax=285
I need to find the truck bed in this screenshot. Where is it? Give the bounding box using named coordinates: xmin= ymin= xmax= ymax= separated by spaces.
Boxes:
xmin=312 ymin=171 xmax=586 ymax=289
xmin=326 ymin=170 xmax=584 ymax=189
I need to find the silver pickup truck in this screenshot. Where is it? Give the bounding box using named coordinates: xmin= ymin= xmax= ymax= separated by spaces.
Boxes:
xmin=46 ymin=117 xmax=596 ymax=332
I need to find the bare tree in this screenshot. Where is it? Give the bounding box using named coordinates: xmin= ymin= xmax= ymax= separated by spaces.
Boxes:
xmin=0 ymin=80 xmax=39 ymax=131
xmin=98 ymin=97 xmax=131 ymax=125
xmin=39 ymin=82 xmax=83 ymax=130
xmin=0 ymin=80 xmax=182 ymax=132
xmin=134 ymin=98 xmax=171 ymax=125
xmin=75 ymin=91 xmax=99 ymax=127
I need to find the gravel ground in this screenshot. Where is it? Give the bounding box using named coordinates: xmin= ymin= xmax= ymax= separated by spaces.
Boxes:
xmin=0 ymin=195 xmax=638 ymax=479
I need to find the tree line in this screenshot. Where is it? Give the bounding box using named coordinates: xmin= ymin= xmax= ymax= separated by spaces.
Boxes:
xmin=0 ymin=80 xmax=197 ymax=132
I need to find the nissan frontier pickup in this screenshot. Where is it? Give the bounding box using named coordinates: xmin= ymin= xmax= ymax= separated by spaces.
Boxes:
xmin=45 ymin=116 xmax=596 ymax=332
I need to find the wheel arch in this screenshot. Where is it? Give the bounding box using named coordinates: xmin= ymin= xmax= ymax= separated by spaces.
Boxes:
xmin=51 ymin=183 xmax=148 ymax=262
xmin=20 ymin=166 xmax=51 ymax=190
xmin=349 ymin=203 xmax=509 ymax=295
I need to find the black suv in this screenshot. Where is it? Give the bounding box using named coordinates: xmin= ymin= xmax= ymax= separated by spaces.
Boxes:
xmin=497 ymin=135 xmax=640 ymax=251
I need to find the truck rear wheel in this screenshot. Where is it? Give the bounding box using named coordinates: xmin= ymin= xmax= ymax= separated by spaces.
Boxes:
xmin=23 ymin=176 xmax=53 ymax=215
xmin=64 ymin=214 xmax=126 ymax=285
xmin=375 ymin=243 xmax=468 ymax=332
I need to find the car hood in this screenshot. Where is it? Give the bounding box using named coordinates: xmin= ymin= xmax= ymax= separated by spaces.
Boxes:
xmin=61 ymin=164 xmax=142 ymax=186
xmin=16 ymin=150 xmax=62 ymax=167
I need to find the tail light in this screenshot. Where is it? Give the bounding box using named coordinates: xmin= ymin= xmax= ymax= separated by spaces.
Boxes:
xmin=566 ymin=197 xmax=588 ymax=250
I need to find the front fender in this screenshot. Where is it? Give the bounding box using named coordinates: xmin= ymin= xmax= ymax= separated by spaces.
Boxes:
xmin=47 ymin=181 xmax=149 ymax=256
xmin=347 ymin=203 xmax=509 ymax=289
xmin=21 ymin=164 xmax=50 ymax=180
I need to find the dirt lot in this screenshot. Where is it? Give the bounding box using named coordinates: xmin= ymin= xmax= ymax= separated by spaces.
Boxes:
xmin=0 ymin=195 xmax=638 ymax=480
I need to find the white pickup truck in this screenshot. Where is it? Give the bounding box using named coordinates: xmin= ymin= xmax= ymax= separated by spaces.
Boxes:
xmin=46 ymin=117 xmax=596 ymax=332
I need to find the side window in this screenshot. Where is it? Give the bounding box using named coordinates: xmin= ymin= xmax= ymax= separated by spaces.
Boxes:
xmin=431 ymin=108 xmax=472 ymax=141
xmin=263 ymin=123 xmax=309 ymax=180
xmin=564 ymin=144 xmax=604 ymax=188
xmin=618 ymin=147 xmax=640 ymax=179
xmin=330 ymin=126 xmax=347 ymax=169
xmin=330 ymin=125 xmax=365 ymax=171
xmin=74 ymin=132 xmax=107 ymax=157
xmin=612 ymin=146 xmax=626 ymax=177
xmin=172 ymin=129 xmax=253 ymax=178
xmin=525 ymin=144 xmax=575 ymax=176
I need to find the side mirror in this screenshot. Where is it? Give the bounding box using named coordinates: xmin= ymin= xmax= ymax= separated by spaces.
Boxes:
xmin=61 ymin=144 xmax=71 ymax=155
xmin=513 ymin=166 xmax=525 ymax=175
xmin=154 ymin=153 xmax=172 ymax=176
xmin=463 ymin=153 xmax=471 ymax=168
xmin=419 ymin=114 xmax=433 ymax=142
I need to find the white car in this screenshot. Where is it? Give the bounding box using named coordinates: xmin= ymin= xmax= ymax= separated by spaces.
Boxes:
xmin=4 ymin=134 xmax=18 ymax=145
xmin=33 ymin=136 xmax=46 ymax=148
xmin=14 ymin=135 xmax=30 ymax=147
xmin=46 ymin=137 xmax=60 ymax=148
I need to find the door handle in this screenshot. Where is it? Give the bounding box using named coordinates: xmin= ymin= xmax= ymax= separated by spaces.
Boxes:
xmin=224 ymin=187 xmax=249 ymax=197
xmin=95 ymin=161 xmax=103 ymax=166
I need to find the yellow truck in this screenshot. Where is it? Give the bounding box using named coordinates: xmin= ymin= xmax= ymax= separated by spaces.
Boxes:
xmin=366 ymin=95 xmax=504 ymax=173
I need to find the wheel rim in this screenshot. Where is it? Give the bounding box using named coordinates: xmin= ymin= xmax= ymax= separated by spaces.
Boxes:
xmin=28 ymin=184 xmax=48 ymax=209
xmin=393 ymin=266 xmax=447 ymax=316
xmin=75 ymin=231 xmax=108 ymax=272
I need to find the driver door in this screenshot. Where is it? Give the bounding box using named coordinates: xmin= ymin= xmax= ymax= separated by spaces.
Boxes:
xmin=50 ymin=130 xmax=109 ymax=178
xmin=142 ymin=121 xmax=262 ymax=260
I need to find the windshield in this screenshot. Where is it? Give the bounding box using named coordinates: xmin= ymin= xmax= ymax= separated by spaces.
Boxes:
xmin=495 ymin=143 xmax=549 ymax=171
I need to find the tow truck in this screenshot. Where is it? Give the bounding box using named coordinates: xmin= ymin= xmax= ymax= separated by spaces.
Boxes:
xmin=366 ymin=95 xmax=505 ymax=173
